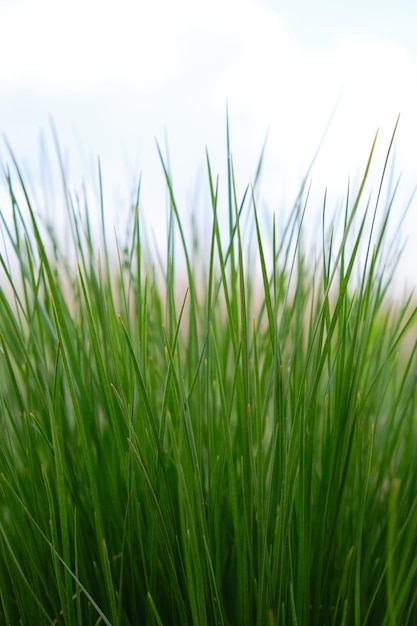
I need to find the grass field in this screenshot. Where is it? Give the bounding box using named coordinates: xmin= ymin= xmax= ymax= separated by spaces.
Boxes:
xmin=1 ymin=120 xmax=417 ymax=625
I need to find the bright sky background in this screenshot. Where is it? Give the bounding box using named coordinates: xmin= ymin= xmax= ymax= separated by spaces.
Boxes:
xmin=1 ymin=0 xmax=417 ymax=290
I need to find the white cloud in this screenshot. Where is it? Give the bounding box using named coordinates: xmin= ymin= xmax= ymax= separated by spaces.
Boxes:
xmin=2 ymin=0 xmax=417 ymax=286
xmin=0 ymin=0 xmax=186 ymax=90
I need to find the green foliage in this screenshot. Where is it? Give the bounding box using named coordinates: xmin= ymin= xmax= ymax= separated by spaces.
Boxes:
xmin=1 ymin=121 xmax=417 ymax=625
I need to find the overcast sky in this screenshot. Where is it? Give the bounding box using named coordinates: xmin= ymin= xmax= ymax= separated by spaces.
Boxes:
xmin=1 ymin=0 xmax=417 ymax=289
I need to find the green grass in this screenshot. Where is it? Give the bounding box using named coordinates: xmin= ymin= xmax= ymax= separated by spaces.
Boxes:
xmin=1 ymin=119 xmax=417 ymax=625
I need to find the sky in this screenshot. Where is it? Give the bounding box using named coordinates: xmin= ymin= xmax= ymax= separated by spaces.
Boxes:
xmin=1 ymin=0 xmax=417 ymax=290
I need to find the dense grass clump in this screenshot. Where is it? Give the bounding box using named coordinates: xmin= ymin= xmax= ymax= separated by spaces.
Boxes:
xmin=1 ymin=122 xmax=417 ymax=625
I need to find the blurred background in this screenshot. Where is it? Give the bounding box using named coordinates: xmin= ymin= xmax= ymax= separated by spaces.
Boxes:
xmin=1 ymin=0 xmax=417 ymax=290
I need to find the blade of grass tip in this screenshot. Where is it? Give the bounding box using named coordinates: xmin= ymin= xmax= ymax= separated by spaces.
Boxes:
xmin=124 ymin=176 xmax=142 ymax=329
xmin=147 ymin=592 xmax=164 ymax=626
xmin=97 ymin=157 xmax=112 ymax=283
xmin=231 ymin=159 xmax=249 ymax=388
xmin=301 ymin=131 xmax=380 ymax=418
xmin=48 ymin=117 xmax=80 ymax=249
xmin=339 ymin=179 xmax=350 ymax=287
xmin=332 ymin=546 xmax=355 ymax=626
xmin=205 ymin=152 xmax=237 ymax=609
xmin=206 ymin=149 xmax=237 ymax=351
xmin=205 ymin=149 xmax=221 ymax=337
xmin=1 ymin=171 xmax=37 ymax=330
xmin=225 ymin=108 xmax=250 ymax=348
xmin=252 ymin=127 xmax=270 ymax=192
xmin=226 ymin=101 xmax=235 ymax=271
xmin=2 ymin=164 xmax=37 ymax=261
xmin=366 ymin=180 xmax=401 ymax=291
xmin=223 ymin=105 xmax=252 ymax=254
xmin=122 ymin=184 xmax=145 ymax=354
xmin=321 ymin=189 xmax=332 ymax=329
xmin=279 ymin=180 xmax=311 ymax=329
xmin=9 ymin=238 xmax=56 ymax=364
xmin=157 ymin=131 xmax=176 ymax=322
xmin=231 ymin=156 xmax=253 ymax=625
xmin=253 ymin=191 xmax=275 ymax=350
xmin=277 ymin=93 xmax=342 ymax=258
xmin=358 ymin=116 xmax=400 ymax=302
xmin=205 ymin=147 xmax=248 ymax=343
xmin=324 ymin=125 xmax=398 ymax=420
xmin=341 ymin=599 xmax=350 ymax=626
xmin=4 ymin=141 xmax=92 ymax=411
xmin=270 ymin=211 xmax=291 ymax=619
xmin=300 ymin=91 xmax=344 ymax=192
xmin=155 ymin=141 xmax=199 ymax=341
xmin=297 ymin=135 xmax=377 ymax=617
xmin=21 ymin=229 xmax=44 ymax=322
xmin=289 ymin=581 xmax=298 ymax=626
xmin=114 ymin=229 xmax=131 ymax=326
xmin=66 ymin=186 xmax=87 ymax=267
xmin=165 ymin=199 xmax=177 ymax=341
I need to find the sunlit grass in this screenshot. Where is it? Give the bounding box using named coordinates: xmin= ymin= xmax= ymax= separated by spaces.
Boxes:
xmin=1 ymin=119 xmax=417 ymax=625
